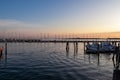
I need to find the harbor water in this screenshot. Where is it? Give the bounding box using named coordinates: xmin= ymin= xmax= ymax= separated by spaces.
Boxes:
xmin=0 ymin=42 xmax=115 ymax=80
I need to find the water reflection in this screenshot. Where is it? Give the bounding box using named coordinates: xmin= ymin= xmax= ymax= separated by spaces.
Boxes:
xmin=4 ymin=43 xmax=7 ymax=67
xmin=65 ymin=44 xmax=101 ymax=66
xmin=0 ymin=43 xmax=7 ymax=67
xmin=87 ymin=53 xmax=100 ymax=66
xmin=5 ymin=51 xmax=7 ymax=67
xmin=113 ymin=69 xmax=120 ymax=80
xmin=112 ymin=47 xmax=120 ymax=69
xmin=73 ymin=42 xmax=78 ymax=59
xmin=0 ymin=42 xmax=116 ymax=80
xmin=112 ymin=45 xmax=120 ymax=80
xmin=65 ymin=42 xmax=78 ymax=59
xmin=0 ymin=46 xmax=3 ymax=61
xmin=97 ymin=53 xmax=100 ymax=66
xmin=66 ymin=42 xmax=69 ymax=57
xmin=66 ymin=46 xmax=69 ymax=57
xmin=65 ymin=43 xmax=101 ymax=65
xmin=0 ymin=50 xmax=2 ymax=61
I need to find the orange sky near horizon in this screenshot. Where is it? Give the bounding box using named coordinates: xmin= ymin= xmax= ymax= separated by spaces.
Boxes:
xmin=0 ymin=31 xmax=120 ymax=39
xmin=0 ymin=0 xmax=120 ymax=37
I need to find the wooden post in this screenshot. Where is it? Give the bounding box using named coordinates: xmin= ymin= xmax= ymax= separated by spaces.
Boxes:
xmin=97 ymin=42 xmax=99 ymax=53
xmin=76 ymin=42 xmax=78 ymax=53
xmin=4 ymin=41 xmax=8 ymax=67
xmin=97 ymin=52 xmax=100 ymax=66
xmin=84 ymin=42 xmax=86 ymax=53
xmin=5 ymin=42 xmax=7 ymax=55
xmin=66 ymin=42 xmax=69 ymax=52
xmin=115 ymin=42 xmax=117 ymax=46
xmin=66 ymin=42 xmax=69 ymax=57
xmin=73 ymin=42 xmax=75 ymax=58
xmin=112 ymin=42 xmax=114 ymax=46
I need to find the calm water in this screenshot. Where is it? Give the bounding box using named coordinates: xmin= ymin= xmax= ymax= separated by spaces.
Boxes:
xmin=0 ymin=43 xmax=115 ymax=80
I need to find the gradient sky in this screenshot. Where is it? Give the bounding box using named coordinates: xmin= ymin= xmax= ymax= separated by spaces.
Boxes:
xmin=0 ymin=0 xmax=120 ymax=34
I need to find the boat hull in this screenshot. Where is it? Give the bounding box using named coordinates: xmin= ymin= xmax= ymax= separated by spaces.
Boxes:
xmin=85 ymin=49 xmax=114 ymax=54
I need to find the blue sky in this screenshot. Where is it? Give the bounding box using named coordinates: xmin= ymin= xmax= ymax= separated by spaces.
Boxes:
xmin=0 ymin=0 xmax=120 ymax=34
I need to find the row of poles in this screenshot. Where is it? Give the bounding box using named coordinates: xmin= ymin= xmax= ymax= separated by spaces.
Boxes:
xmin=66 ymin=41 xmax=120 ymax=57
xmin=65 ymin=42 xmax=120 ymax=78
xmin=66 ymin=42 xmax=78 ymax=54
xmin=0 ymin=32 xmax=119 ymax=40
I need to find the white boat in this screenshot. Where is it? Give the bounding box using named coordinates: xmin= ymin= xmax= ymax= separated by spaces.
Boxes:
xmin=99 ymin=42 xmax=114 ymax=52
xmin=86 ymin=42 xmax=114 ymax=53
xmin=86 ymin=43 xmax=98 ymax=53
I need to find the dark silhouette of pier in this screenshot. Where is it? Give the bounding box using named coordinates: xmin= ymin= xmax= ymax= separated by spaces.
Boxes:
xmin=112 ymin=44 xmax=120 ymax=80
xmin=1 ymin=38 xmax=120 ymax=55
xmin=1 ymin=37 xmax=120 ymax=80
xmin=0 ymin=38 xmax=120 ymax=43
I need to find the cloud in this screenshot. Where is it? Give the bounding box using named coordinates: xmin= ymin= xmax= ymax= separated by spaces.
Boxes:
xmin=0 ymin=20 xmax=50 ymax=33
xmin=0 ymin=19 xmax=44 ymax=31
xmin=0 ymin=19 xmax=73 ymax=34
xmin=0 ymin=19 xmax=67 ymax=34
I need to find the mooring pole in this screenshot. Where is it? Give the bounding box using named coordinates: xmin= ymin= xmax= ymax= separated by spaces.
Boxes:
xmin=4 ymin=39 xmax=8 ymax=67
xmin=76 ymin=42 xmax=78 ymax=53
xmin=84 ymin=42 xmax=86 ymax=53
xmin=5 ymin=42 xmax=7 ymax=55
xmin=97 ymin=42 xmax=99 ymax=53
xmin=66 ymin=42 xmax=69 ymax=52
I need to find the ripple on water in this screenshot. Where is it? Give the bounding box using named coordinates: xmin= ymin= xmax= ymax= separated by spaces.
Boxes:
xmin=0 ymin=43 xmax=113 ymax=80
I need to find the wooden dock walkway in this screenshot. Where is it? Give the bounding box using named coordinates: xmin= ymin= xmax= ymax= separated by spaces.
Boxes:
xmin=1 ymin=38 xmax=120 ymax=55
xmin=0 ymin=38 xmax=120 ymax=43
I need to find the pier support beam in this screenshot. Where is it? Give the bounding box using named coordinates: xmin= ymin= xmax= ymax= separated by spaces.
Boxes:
xmin=97 ymin=42 xmax=100 ymax=53
xmin=84 ymin=42 xmax=86 ymax=53
xmin=73 ymin=42 xmax=78 ymax=54
xmin=75 ymin=42 xmax=78 ymax=53
xmin=66 ymin=42 xmax=69 ymax=52
xmin=4 ymin=41 xmax=8 ymax=67
xmin=5 ymin=42 xmax=7 ymax=55
xmin=73 ymin=42 xmax=78 ymax=58
xmin=115 ymin=42 xmax=117 ymax=46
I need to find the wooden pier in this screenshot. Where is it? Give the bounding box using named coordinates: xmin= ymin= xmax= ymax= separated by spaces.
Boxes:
xmin=1 ymin=38 xmax=120 ymax=54
xmin=0 ymin=38 xmax=120 ymax=43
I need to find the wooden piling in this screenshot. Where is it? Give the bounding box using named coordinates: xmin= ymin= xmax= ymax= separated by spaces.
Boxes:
xmin=5 ymin=42 xmax=7 ymax=55
xmin=75 ymin=42 xmax=78 ymax=53
xmin=73 ymin=42 xmax=76 ymax=53
xmin=84 ymin=42 xmax=86 ymax=53
xmin=66 ymin=42 xmax=69 ymax=52
xmin=97 ymin=42 xmax=99 ymax=53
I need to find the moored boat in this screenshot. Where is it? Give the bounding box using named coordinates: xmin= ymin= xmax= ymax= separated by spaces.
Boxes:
xmin=86 ymin=42 xmax=115 ymax=53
